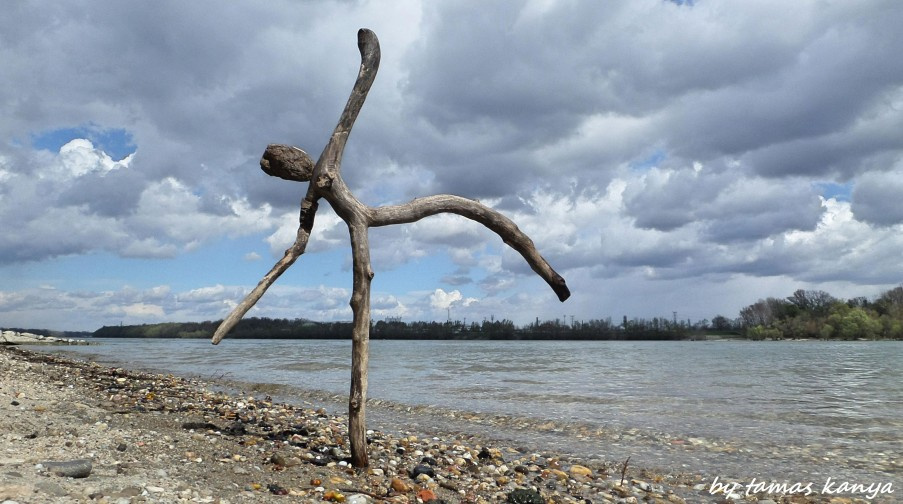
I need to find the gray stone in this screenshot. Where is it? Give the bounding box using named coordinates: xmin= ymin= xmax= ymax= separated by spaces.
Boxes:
xmin=34 ymin=481 xmax=68 ymax=497
xmin=410 ymin=463 xmax=436 ymax=479
xmin=40 ymin=459 xmax=93 ymax=478
xmin=507 ymin=488 xmax=544 ymax=504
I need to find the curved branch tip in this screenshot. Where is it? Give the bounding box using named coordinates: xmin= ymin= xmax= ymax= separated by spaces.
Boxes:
xmin=357 ymin=28 xmax=379 ymax=60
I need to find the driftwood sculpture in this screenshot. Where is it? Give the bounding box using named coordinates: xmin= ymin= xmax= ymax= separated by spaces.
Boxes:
xmin=211 ymin=29 xmax=570 ymax=468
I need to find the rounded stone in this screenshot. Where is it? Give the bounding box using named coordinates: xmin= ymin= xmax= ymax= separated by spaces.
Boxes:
xmin=410 ymin=464 xmax=436 ymax=479
xmin=40 ymin=459 xmax=93 ymax=478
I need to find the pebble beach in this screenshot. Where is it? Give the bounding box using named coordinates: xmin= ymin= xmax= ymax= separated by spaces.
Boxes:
xmin=0 ymin=345 xmax=892 ymax=504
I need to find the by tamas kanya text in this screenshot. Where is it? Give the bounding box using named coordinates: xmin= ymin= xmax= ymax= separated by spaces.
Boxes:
xmin=709 ymin=476 xmax=894 ymax=500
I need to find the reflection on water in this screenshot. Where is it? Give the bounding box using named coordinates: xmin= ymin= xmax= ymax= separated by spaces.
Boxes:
xmin=38 ymin=339 xmax=902 ymax=483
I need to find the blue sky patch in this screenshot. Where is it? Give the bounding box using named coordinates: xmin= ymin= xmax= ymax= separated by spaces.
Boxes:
xmin=32 ymin=124 xmax=136 ymax=161
xmin=814 ymin=181 xmax=853 ymax=202
xmin=629 ymin=149 xmax=667 ymax=172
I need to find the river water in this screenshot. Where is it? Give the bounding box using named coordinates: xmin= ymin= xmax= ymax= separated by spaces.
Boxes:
xmin=36 ymin=338 xmax=901 ymax=489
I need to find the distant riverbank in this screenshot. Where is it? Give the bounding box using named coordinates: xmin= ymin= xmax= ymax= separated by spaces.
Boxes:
xmin=0 ymin=330 xmax=90 ymax=346
xmin=90 ymin=318 xmax=743 ymax=341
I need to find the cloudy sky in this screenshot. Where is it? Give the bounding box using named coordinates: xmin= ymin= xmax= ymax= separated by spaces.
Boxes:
xmin=2 ymin=1 xmax=902 ymax=331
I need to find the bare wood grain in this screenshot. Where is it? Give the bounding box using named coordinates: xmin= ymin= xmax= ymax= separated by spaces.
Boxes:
xmin=371 ymin=195 xmax=570 ymax=301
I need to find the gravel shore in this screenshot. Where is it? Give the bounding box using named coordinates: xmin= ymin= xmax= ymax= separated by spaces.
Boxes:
xmin=0 ymin=346 xmax=888 ymax=503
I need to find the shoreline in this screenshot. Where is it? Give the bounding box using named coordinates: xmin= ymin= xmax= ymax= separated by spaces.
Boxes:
xmin=0 ymin=346 xmax=890 ymax=503
xmin=1 ymin=330 xmax=91 ymax=346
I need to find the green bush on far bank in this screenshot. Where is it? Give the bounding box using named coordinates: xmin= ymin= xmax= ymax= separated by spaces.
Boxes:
xmin=739 ymin=286 xmax=903 ymax=340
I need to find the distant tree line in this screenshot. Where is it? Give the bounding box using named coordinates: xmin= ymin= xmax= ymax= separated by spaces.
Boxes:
xmin=59 ymin=285 xmax=903 ymax=342
xmin=92 ymin=315 xmax=691 ymax=341
xmin=735 ymin=286 xmax=903 ymax=340
xmin=372 ymin=316 xmax=688 ymax=340
xmin=92 ymin=319 xmax=346 ymax=340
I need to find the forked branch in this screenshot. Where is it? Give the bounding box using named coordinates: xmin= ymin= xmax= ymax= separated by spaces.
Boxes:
xmin=371 ymin=195 xmax=570 ymax=301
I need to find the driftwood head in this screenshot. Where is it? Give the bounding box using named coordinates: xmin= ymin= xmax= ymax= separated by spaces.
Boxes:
xmin=260 ymin=144 xmax=315 ymax=182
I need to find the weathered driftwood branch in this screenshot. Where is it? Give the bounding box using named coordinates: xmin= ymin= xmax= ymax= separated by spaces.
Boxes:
xmin=212 ymin=29 xmax=379 ymax=346
xmin=371 ymin=196 xmax=570 ymax=301
xmin=211 ymin=28 xmax=569 ymax=468
xmin=211 ymin=192 xmax=317 ymax=345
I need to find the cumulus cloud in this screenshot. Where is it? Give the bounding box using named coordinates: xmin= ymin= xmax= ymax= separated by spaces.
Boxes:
xmin=0 ymin=283 xmax=349 ymax=331
xmin=851 ymin=165 xmax=903 ymax=226
xmin=118 ymin=302 xmax=166 ymax=319
xmin=0 ymin=139 xmax=275 ymax=263
xmin=429 ymin=288 xmax=478 ymax=312
xmin=430 ymin=289 xmax=461 ymax=311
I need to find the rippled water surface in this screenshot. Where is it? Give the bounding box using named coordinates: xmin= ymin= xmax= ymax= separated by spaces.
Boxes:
xmin=39 ymin=339 xmax=902 ymax=485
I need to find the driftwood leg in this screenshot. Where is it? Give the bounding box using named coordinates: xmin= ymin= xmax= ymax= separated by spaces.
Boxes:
xmin=347 ymin=221 xmax=373 ymax=467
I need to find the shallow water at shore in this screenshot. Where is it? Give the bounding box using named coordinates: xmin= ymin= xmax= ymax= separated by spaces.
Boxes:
xmin=34 ymin=338 xmax=902 ymax=487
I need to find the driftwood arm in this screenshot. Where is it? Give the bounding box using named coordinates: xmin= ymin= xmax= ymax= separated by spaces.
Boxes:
xmin=316 ymin=28 xmax=381 ymax=187
xmin=211 ymin=29 xmax=381 ymax=346
xmin=370 ymin=195 xmax=570 ymax=302
xmin=337 ymin=29 xmax=380 ymax=137
xmin=211 ymin=194 xmax=319 ymax=345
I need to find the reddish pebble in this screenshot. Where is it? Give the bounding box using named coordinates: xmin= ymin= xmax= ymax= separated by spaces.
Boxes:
xmin=417 ymin=488 xmax=437 ymax=502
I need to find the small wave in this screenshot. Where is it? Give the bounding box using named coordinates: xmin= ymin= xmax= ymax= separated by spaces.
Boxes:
xmin=272 ymin=361 xmax=347 ymax=372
